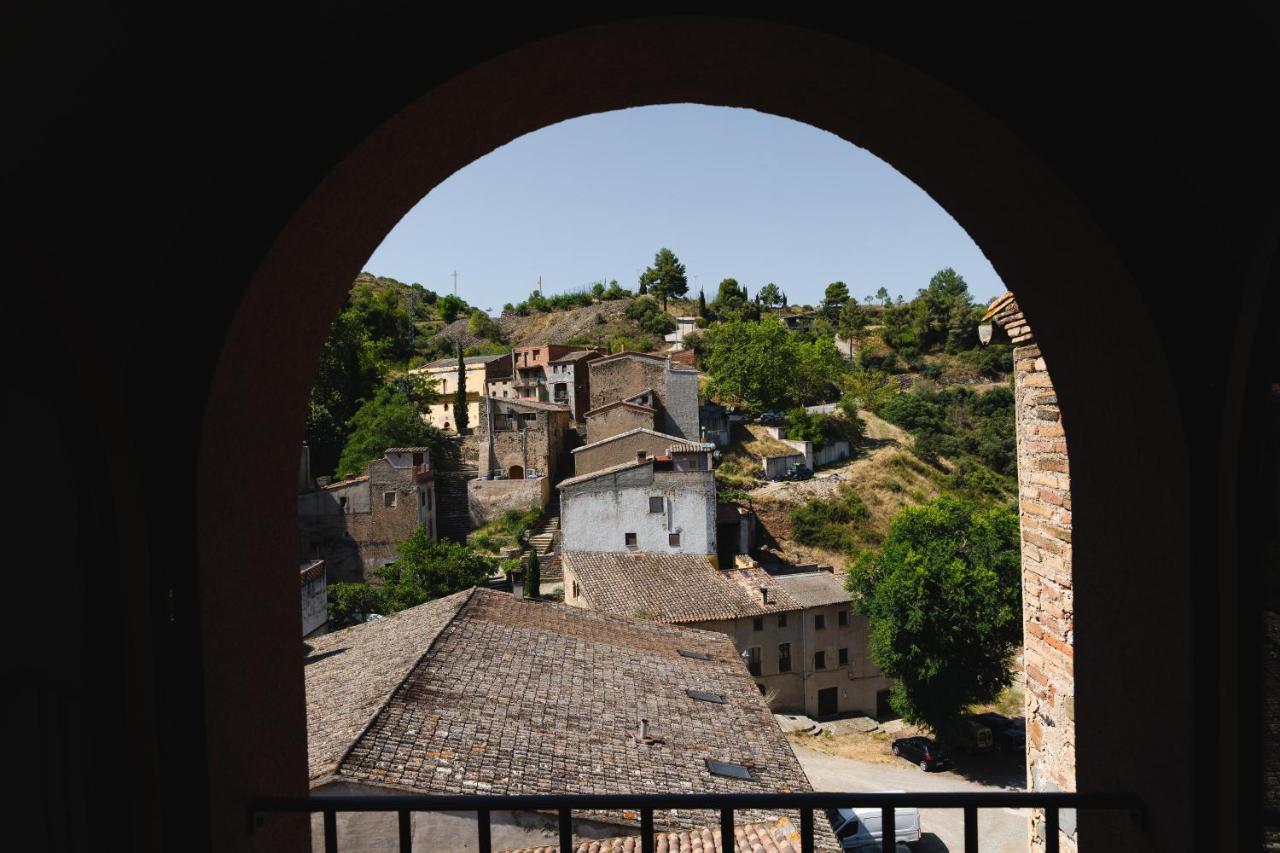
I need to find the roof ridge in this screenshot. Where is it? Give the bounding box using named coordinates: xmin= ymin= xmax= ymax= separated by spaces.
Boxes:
xmin=329 ymin=587 xmax=478 ymax=778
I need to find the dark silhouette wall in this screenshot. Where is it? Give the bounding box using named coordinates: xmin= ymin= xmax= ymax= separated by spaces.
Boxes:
xmin=3 ymin=7 xmax=1275 ymax=852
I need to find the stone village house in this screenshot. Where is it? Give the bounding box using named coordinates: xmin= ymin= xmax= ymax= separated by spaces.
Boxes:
xmin=409 ymin=353 xmax=514 ymax=433
xmin=304 ymin=587 xmax=838 ymax=852
xmin=297 ymin=447 xmax=437 ymax=584
xmin=561 ymin=553 xmax=890 ymax=720
xmin=587 ymin=351 xmax=700 ymax=441
xmin=487 ymin=343 xmax=604 ymax=421
xmin=466 ymin=396 xmax=571 ymax=525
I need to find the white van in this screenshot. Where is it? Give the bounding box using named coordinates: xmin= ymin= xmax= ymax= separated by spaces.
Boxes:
xmin=826 ymin=792 xmax=921 ymax=851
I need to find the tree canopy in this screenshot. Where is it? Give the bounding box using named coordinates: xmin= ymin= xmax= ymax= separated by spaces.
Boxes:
xmin=845 ymin=496 xmax=1021 ymax=732
xmin=701 ymin=316 xmax=846 ymax=411
xmin=821 ymin=281 xmax=851 ymax=320
xmin=377 ymin=527 xmax=495 ymax=611
xmin=756 ymin=282 xmax=783 ymax=309
xmin=638 ymin=247 xmax=689 ymax=310
xmin=336 ymin=384 xmax=443 ymax=478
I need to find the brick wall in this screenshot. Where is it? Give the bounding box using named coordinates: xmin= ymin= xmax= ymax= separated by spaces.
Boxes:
xmin=991 ymin=296 xmax=1076 ymax=852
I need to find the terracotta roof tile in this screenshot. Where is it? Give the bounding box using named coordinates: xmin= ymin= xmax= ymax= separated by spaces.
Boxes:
xmin=497 ymin=817 xmax=802 ymax=853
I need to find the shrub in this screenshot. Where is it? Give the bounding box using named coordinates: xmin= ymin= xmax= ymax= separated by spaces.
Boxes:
xmin=790 ymin=487 xmax=871 ymax=553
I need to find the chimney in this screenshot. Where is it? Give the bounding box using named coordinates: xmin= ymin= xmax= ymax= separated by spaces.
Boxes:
xmin=760 ymin=586 xmax=769 ymax=605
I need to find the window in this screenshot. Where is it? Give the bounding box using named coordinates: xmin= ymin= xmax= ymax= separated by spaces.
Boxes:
xmin=746 ymin=646 xmax=762 ymax=676
xmin=814 ymin=651 xmax=826 ymax=670
xmin=384 ymin=491 xmax=397 ymax=507
xmin=838 ymin=648 xmax=849 ymax=666
xmin=838 ymin=609 xmax=849 ymax=627
xmin=778 ymin=613 xmax=787 ymax=628
xmin=815 ymin=614 xmax=826 ymax=630
xmin=338 ymin=496 xmax=349 ymax=513
xmin=752 ymin=616 xmax=763 ymax=631
xmin=419 ymin=490 xmax=426 ymax=507
xmin=778 ymin=643 xmax=791 ymax=672
xmin=649 ymin=496 xmax=664 ymax=513
xmin=669 ymin=532 xmax=681 ymax=547
xmin=625 ymin=532 xmax=637 ymax=547
xmin=572 ymin=580 xmax=580 ymax=600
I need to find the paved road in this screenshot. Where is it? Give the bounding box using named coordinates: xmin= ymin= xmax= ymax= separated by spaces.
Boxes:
xmin=791 ymin=743 xmax=1030 ymax=853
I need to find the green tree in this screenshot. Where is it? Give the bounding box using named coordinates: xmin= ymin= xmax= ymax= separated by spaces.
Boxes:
xmin=307 ymin=307 xmax=386 ymax=476
xmin=438 ymin=293 xmax=466 ymax=323
xmin=376 ymin=527 xmax=494 ymax=611
xmin=840 ymin=369 xmax=900 ymax=414
xmin=701 ymin=316 xmax=843 ymax=411
xmin=638 ymin=247 xmax=688 ymax=311
xmin=523 ymin=549 xmax=540 ymax=599
xmin=326 ymin=582 xmax=387 ymax=626
xmin=845 ymin=497 xmax=1021 ymax=731
xmin=590 ymin=281 xmax=606 ymax=300
xmin=453 ymin=347 xmax=469 ymax=433
xmin=336 ymin=384 xmax=444 ymax=478
xmin=838 ymin=298 xmax=866 ymax=347
xmin=697 ymin=288 xmax=707 ymax=317
xmin=625 ymin=296 xmax=677 ymax=335
xmin=875 ymin=286 xmax=891 ymax=306
xmin=757 ymin=282 xmax=783 ymax=309
xmin=709 ymin=278 xmax=759 ymax=322
xmin=821 ymin=281 xmax=851 ymax=320
xmin=467 ymin=309 xmax=506 ymax=343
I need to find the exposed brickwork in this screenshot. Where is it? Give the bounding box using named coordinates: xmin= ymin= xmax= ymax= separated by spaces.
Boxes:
xmin=989 ymin=295 xmax=1076 ymax=852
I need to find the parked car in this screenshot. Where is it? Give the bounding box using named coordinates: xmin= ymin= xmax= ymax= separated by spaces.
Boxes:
xmin=826 ymin=795 xmax=921 ymax=851
xmin=757 ymin=410 xmax=784 ymax=424
xmin=969 ymin=712 xmax=1026 ymax=753
xmin=891 ymin=736 xmax=952 ymax=771
xmin=781 ymin=463 xmax=813 ymax=481
xmin=946 ymin=717 xmax=994 ymax=753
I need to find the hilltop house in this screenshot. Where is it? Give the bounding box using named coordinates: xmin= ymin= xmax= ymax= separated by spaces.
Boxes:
xmin=587 ymin=351 xmax=700 ymax=440
xmin=562 ymin=554 xmax=889 ymax=719
xmin=409 ymin=353 xmax=513 ymax=433
xmin=558 ymin=451 xmax=717 ymax=557
xmin=467 ymin=396 xmax=571 ymax=524
xmin=297 ymin=447 xmax=437 ymax=584
xmin=304 ymin=587 xmax=835 ymax=851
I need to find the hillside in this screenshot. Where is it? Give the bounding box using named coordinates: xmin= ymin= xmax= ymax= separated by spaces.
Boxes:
xmin=430 ymin=298 xmax=657 ymax=352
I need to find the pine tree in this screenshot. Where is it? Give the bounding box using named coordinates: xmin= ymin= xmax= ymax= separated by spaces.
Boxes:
xmin=453 ymin=346 xmax=469 ymax=434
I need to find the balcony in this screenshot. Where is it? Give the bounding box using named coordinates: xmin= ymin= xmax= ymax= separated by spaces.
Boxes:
xmin=252 ymin=790 xmax=1144 ymax=853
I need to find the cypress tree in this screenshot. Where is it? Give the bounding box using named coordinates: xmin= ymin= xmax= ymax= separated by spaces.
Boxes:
xmin=698 ymin=288 xmax=707 ymax=317
xmin=453 ymin=346 xmax=469 ymax=434
xmin=523 ymin=549 xmax=540 ymax=599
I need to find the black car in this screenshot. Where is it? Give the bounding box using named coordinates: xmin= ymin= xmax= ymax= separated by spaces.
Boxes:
xmin=969 ymin=712 xmax=1027 ymax=753
xmin=890 ymin=736 xmax=952 ymax=771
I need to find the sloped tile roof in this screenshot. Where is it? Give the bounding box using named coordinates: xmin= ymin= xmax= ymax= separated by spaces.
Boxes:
xmin=768 ymin=570 xmax=851 ymax=609
xmin=584 ymin=399 xmax=657 ymax=418
xmin=557 ymin=458 xmax=653 ymax=489
xmin=570 ymin=428 xmax=687 ymax=454
xmin=497 ymin=817 xmax=801 ymax=853
xmin=488 ymin=397 xmax=570 ymax=413
xmin=562 ymin=553 xmax=804 ymax=623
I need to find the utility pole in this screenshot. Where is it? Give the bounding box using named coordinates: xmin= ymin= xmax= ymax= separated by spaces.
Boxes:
xmin=451 ymin=270 xmax=458 ymax=295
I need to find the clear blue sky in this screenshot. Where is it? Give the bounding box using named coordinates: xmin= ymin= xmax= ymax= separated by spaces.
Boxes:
xmin=365 ymin=104 xmax=1006 ymax=313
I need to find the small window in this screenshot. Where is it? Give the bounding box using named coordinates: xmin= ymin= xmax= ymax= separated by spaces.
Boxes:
xmin=384 ymin=491 xmax=397 ymax=508
xmin=778 ymin=613 xmax=787 ymax=628
xmin=706 ymin=759 xmax=754 ymax=781
xmin=746 ymin=646 xmax=762 ymax=676
xmin=815 ymin=651 xmax=826 ymax=670
xmin=778 ymin=643 xmax=791 ymax=672
xmin=419 ymin=490 xmax=426 ymax=507
xmin=838 ymin=609 xmax=849 ymax=627
xmin=669 ymin=532 xmax=681 ymax=547
xmin=838 ymin=647 xmax=849 ymax=666
xmin=572 ymin=580 xmax=580 ymax=599
xmin=338 ymin=496 xmax=349 ymax=512
xmin=625 ymin=532 xmax=637 ymax=547
xmin=649 ymin=496 xmax=664 ymax=513
xmin=752 ymin=616 xmax=763 ymax=631
xmin=686 ymin=689 xmax=726 ymax=704
xmin=815 ymin=614 xmax=826 ymax=631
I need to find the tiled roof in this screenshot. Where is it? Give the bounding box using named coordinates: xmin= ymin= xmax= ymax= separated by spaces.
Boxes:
xmin=383 ymin=446 xmax=433 ymax=453
xmin=667 ymin=441 xmax=713 ymax=454
xmin=497 ymin=818 xmax=801 ymax=853
xmin=305 ymin=588 xmax=819 ymax=835
xmin=304 ymin=588 xmax=473 ymax=780
xmin=570 ymin=428 xmax=687 ymax=454
xmin=583 ymin=399 xmax=657 ymax=418
xmin=562 ymin=553 xmax=805 ymax=623
xmin=488 ymin=397 xmax=570 ymax=414
xmin=321 ymin=474 xmax=369 ymax=490
xmin=591 ymin=351 xmax=670 ymax=367
xmin=300 ymin=560 xmax=325 ymax=583
xmin=548 ymin=349 xmax=604 ymax=364
xmin=556 ymin=458 xmax=653 ymax=489
xmin=981 ymin=292 xmax=1016 ymax=322
xmin=414 ymin=354 xmax=508 ymax=370
xmin=768 ymin=570 xmax=851 ymax=609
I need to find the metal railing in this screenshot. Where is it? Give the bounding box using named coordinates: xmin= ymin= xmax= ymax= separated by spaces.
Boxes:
xmin=251 ymin=790 xmax=1144 ymax=853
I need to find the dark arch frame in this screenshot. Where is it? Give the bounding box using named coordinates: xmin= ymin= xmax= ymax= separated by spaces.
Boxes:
xmin=197 ymin=17 xmax=1196 ymax=851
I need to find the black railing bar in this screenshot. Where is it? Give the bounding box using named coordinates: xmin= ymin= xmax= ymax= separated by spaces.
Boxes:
xmin=398 ymin=809 xmax=411 ymax=852
xmin=881 ymin=805 xmax=894 ymax=853
xmin=250 ymin=790 xmax=1143 ymax=814
xmin=477 ymin=808 xmax=491 ymax=853
xmin=720 ymin=808 xmax=733 ymax=853
xmin=640 ymin=807 xmax=654 ymax=853
xmin=323 ymin=808 xmax=337 ymax=853
xmin=559 ymin=807 xmax=572 ymax=853
xmin=1046 ymin=806 xmax=1059 ymax=853
xmin=963 ymin=804 xmax=977 ymax=853
xmin=800 ymin=807 xmax=813 ymax=853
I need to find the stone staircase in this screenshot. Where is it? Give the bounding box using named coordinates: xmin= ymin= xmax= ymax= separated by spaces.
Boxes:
xmin=519 ymin=491 xmax=561 ymax=579
xmin=435 ymin=437 xmax=478 ymax=543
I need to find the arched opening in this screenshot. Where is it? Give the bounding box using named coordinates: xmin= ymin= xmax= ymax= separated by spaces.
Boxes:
xmin=507 ymin=465 xmax=525 ymax=481
xmin=198 ymin=17 xmax=1192 ymax=852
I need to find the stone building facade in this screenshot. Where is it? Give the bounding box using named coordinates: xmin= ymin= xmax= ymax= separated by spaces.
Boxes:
xmin=583 ymin=399 xmax=658 ymax=443
xmin=561 ymin=553 xmax=889 ymax=719
xmin=409 ymin=353 xmax=513 ymax=433
xmin=571 ymin=427 xmax=712 ymax=477
xmin=492 ymin=343 xmax=604 ymax=421
xmin=559 ymin=455 xmax=717 ymax=556
xmin=297 ymin=448 xmax=437 ymax=584
xmin=587 ymin=352 xmax=700 ymax=440
xmin=983 ymin=293 xmax=1075 ymax=852
xmin=475 ymin=396 xmax=570 ymax=481
xmin=300 ymin=559 xmax=327 ymax=637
